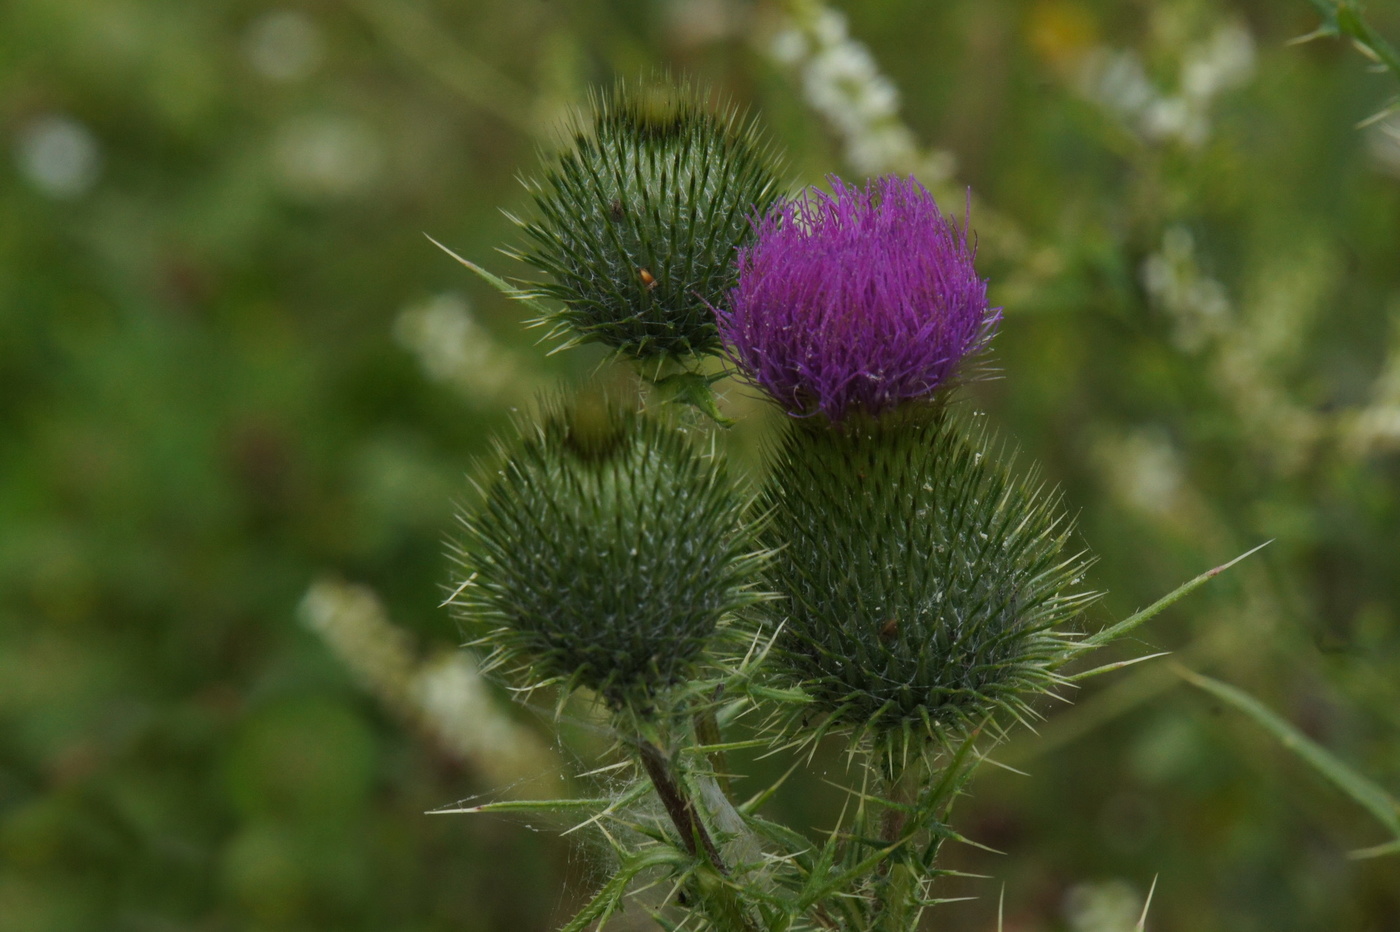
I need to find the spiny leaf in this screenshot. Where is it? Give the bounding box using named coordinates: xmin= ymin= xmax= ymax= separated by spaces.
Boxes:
xmin=425 ymin=233 xmax=553 ymax=317
xmin=1135 ymin=874 xmax=1159 ymax=931
xmin=1065 ymin=651 xmax=1172 ymax=683
xmin=1076 ymin=541 xmax=1270 ymax=653
xmin=1351 ymin=839 xmax=1400 ymax=860
xmin=558 ymin=846 xmax=691 ymax=932
xmin=428 ymin=797 xmax=613 ymax=815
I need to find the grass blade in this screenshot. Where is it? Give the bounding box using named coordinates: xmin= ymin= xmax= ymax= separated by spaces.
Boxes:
xmin=1177 ymin=666 xmax=1400 ymax=850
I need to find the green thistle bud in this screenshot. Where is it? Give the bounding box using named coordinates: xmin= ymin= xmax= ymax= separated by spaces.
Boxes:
xmin=514 ymin=80 xmax=781 ymax=360
xmin=758 ymin=411 xmax=1098 ymax=752
xmin=448 ymin=393 xmax=765 ymax=707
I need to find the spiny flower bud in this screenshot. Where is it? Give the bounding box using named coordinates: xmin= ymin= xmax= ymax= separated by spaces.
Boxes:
xmin=447 ymin=393 xmax=765 ymax=706
xmin=719 ymin=175 xmax=998 ymax=422
xmin=758 ymin=412 xmax=1097 ymax=752
xmin=516 ymin=80 xmax=781 ymax=360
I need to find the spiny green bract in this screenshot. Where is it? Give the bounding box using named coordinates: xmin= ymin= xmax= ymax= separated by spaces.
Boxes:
xmin=514 ymin=80 xmax=781 ymax=360
xmin=758 ymin=411 xmax=1098 ymax=749
xmin=448 ymin=396 xmax=765 ymax=707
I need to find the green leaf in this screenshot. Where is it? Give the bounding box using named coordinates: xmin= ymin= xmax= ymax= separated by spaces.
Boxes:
xmin=744 ymin=685 xmax=813 ymax=705
xmin=1299 ymin=0 xmax=1400 ymax=90
xmin=1351 ymin=839 xmax=1400 ymax=860
xmin=742 ymin=813 xmax=812 ymax=856
xmin=558 ymin=867 xmax=633 ymax=932
xmin=425 ymin=233 xmax=554 ymax=317
xmin=650 ymin=370 xmax=733 ymax=427
xmin=1076 ymin=541 xmax=1270 ymax=653
xmin=688 ymin=736 xmax=774 ymax=754
xmin=1178 ymin=666 xmax=1400 ymax=853
xmin=1064 ymin=651 xmax=1171 ymax=683
xmin=428 ymin=797 xmax=615 ymax=815
xmin=558 ymin=846 xmax=691 ymax=932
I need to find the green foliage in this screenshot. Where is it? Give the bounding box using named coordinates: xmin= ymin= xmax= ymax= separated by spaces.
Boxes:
xmin=756 ymin=410 xmax=1097 ymax=754
xmin=1180 ymin=667 xmax=1400 ymax=859
xmin=4 ymin=0 xmax=1400 ymax=929
xmin=1302 ymin=1 xmax=1400 ymax=99
xmin=447 ymin=393 xmax=765 ymax=706
xmin=515 ymin=79 xmax=782 ymax=359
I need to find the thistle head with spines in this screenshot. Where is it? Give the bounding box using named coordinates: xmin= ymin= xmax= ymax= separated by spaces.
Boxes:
xmin=446 ymin=390 xmax=766 ymax=711
xmin=513 ymin=78 xmax=781 ymax=361
xmin=757 ymin=411 xmax=1098 ymax=762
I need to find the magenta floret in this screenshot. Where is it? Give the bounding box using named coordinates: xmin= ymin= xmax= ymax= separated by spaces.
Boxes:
xmin=718 ymin=175 xmax=999 ymax=422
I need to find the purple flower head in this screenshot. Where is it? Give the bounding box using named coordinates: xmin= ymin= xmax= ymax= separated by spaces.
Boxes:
xmin=718 ymin=175 xmax=999 ymax=422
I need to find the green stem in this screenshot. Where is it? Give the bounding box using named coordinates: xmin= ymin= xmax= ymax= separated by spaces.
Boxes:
xmin=693 ymin=688 xmax=733 ymax=799
xmin=871 ymin=756 xmax=926 ymax=932
xmin=634 ymin=736 xmax=763 ymax=932
xmin=636 ymin=738 xmax=727 ymax=872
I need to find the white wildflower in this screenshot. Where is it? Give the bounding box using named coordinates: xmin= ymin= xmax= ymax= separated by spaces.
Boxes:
xmin=271 ymin=112 xmax=383 ymax=198
xmin=14 ymin=114 xmax=102 ymax=200
xmin=1078 ymin=19 xmax=1255 ymax=148
xmin=764 ymin=0 xmax=954 ymax=182
xmin=1079 ymin=48 xmax=1155 ymax=117
xmin=300 ymin=579 xmax=556 ymax=791
xmin=1141 ymin=226 xmax=1231 ymax=352
xmin=769 ymin=27 xmax=808 ymax=65
xmin=1094 ymin=427 xmax=1185 ymax=519
xmin=1064 ymin=878 xmax=1145 ymax=932
xmin=244 ymin=9 xmax=324 ymax=83
xmin=393 ymin=292 xmax=525 ymax=400
xmin=1182 ymin=22 xmax=1256 ymax=101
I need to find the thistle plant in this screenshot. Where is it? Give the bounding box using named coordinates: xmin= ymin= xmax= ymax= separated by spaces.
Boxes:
xmin=719 ymin=178 xmax=1092 ymax=764
xmin=439 ymin=79 xmax=1255 ymax=932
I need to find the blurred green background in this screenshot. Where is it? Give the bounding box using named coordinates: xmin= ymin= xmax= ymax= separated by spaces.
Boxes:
xmin=2 ymin=0 xmax=1398 ymax=929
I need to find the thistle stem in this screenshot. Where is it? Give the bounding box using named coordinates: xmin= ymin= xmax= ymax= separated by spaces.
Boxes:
xmin=872 ymin=756 xmax=926 ymax=932
xmin=636 ymin=736 xmax=763 ymax=932
xmin=637 ymin=738 xmax=728 ymax=874
xmin=693 ymin=688 xmax=733 ymax=799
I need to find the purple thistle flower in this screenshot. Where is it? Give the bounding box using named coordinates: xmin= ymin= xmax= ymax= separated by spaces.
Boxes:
xmin=718 ymin=175 xmax=999 ymax=422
